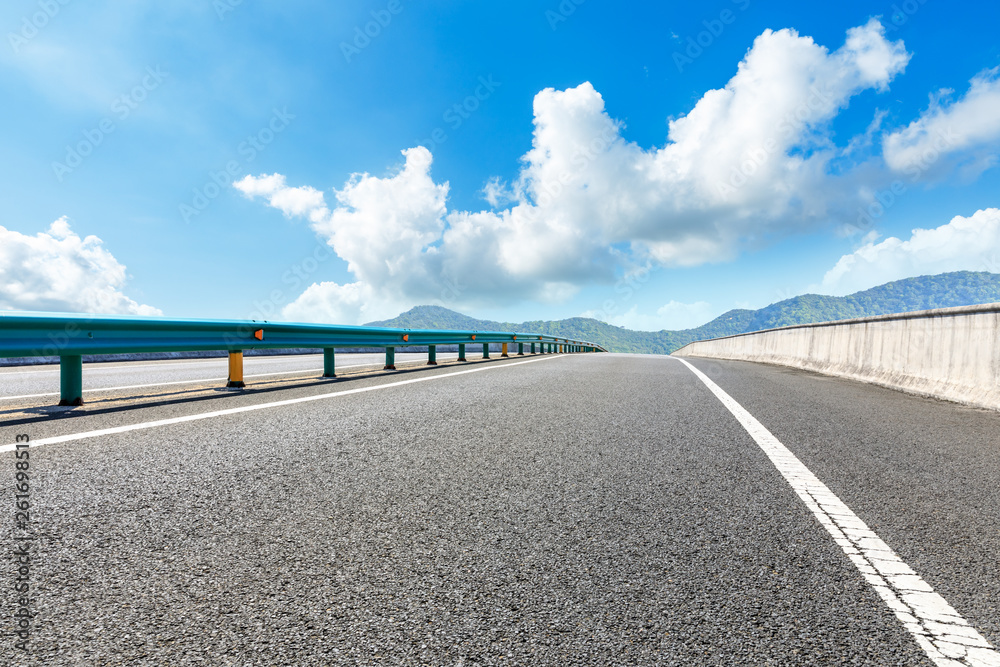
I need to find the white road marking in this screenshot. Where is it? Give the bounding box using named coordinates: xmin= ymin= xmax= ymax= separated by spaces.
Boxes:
xmin=672 ymin=357 xmax=1000 ymax=667
xmin=0 ymin=355 xmax=562 ymax=453
xmin=0 ymin=353 xmax=458 ymax=375
xmin=0 ymin=355 xmax=323 ymax=375
xmin=0 ymin=356 xmax=461 ymax=401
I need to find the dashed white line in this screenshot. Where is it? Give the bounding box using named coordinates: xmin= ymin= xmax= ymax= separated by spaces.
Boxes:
xmin=672 ymin=356 xmax=999 ymax=667
xmin=0 ymin=355 xmax=563 ymax=454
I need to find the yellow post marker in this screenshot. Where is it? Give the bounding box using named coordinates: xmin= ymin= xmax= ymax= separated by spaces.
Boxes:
xmin=227 ymin=351 xmax=245 ymax=388
xmin=501 ymin=343 xmax=509 ymax=357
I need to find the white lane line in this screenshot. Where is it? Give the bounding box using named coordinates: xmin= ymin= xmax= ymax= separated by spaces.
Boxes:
xmin=0 ymin=355 xmax=563 ymax=453
xmin=0 ymin=356 xmax=462 ymax=401
xmin=0 ymin=353 xmax=458 ymax=376
xmin=0 ymin=356 xmax=319 ymax=375
xmin=0 ymin=368 xmax=334 ymax=401
xmin=671 ymin=357 xmax=999 ymax=667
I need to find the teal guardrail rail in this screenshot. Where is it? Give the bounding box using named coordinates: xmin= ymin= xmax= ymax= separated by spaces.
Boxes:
xmin=0 ymin=312 xmax=606 ymax=405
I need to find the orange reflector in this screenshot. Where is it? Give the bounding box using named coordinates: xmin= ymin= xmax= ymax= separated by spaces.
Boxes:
xmin=471 ymin=335 xmax=476 ymax=340
xmin=254 ymin=329 xmax=264 ymax=341
xmin=513 ymin=335 xmax=517 ymax=341
xmin=403 ymin=334 xmax=409 ymax=342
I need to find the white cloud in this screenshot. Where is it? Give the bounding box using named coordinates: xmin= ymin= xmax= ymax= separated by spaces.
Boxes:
xmin=232 ymin=173 xmax=328 ymax=221
xmin=883 ymin=68 xmax=1000 ymax=181
xmin=583 ymin=301 xmax=717 ymax=331
xmin=238 ymin=21 xmax=915 ymax=324
xmin=280 ymin=281 xmax=404 ymax=325
xmin=0 ymin=218 xmax=161 ymax=315
xmin=817 ymin=208 xmax=1000 ymax=295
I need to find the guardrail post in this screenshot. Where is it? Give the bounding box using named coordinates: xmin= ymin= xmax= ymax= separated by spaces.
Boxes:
xmin=458 ymin=343 xmax=466 ymax=361
xmin=428 ymin=345 xmax=437 ymax=365
xmin=518 ymin=342 xmax=524 ymax=355
xmin=530 ymin=343 xmax=536 ymax=354
xmin=384 ymin=346 xmax=396 ymax=370
xmin=59 ymin=355 xmax=83 ymax=406
xmin=323 ymin=348 xmax=336 ymax=378
xmin=482 ymin=343 xmax=490 ymax=359
xmin=501 ymin=343 xmax=509 ymax=358
xmin=227 ymin=351 xmax=245 ymax=388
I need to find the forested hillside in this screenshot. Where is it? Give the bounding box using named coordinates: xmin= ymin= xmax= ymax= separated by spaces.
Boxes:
xmin=367 ymin=272 xmax=1000 ymax=353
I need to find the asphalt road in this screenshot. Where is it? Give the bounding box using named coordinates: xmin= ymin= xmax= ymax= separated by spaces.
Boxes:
xmin=1 ymin=353 xmax=997 ymax=665
xmin=0 ymin=352 xmax=459 ymax=402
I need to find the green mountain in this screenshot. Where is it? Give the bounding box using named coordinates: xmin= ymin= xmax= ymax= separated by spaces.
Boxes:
xmin=366 ymin=271 xmax=1000 ymax=354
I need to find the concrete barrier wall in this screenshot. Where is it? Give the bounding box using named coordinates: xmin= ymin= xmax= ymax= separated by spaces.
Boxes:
xmin=673 ymin=303 xmax=1000 ymax=411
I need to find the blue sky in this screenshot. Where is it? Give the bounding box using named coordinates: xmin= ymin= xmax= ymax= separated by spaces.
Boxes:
xmin=2 ymin=1 xmax=1000 ymax=329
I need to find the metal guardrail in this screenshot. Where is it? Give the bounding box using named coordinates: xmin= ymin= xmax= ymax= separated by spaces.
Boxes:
xmin=0 ymin=312 xmax=606 ymax=405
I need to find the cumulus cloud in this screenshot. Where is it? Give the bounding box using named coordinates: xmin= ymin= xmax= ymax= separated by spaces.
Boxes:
xmin=583 ymin=301 xmax=718 ymax=332
xmin=232 ymin=173 xmax=327 ymax=220
xmin=279 ymin=281 xmax=405 ymax=325
xmin=0 ymin=218 xmax=161 ymax=315
xmin=238 ymin=21 xmax=916 ymax=323
xmin=883 ymin=68 xmax=1000 ymax=181
xmin=817 ymin=208 xmax=1000 ymax=295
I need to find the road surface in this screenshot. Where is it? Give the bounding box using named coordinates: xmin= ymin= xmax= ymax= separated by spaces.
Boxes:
xmin=0 ymin=352 xmax=459 ymax=403
xmin=1 ymin=353 xmax=997 ymax=665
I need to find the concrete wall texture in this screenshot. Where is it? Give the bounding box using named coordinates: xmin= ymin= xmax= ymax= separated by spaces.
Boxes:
xmin=673 ymin=303 xmax=1000 ymax=411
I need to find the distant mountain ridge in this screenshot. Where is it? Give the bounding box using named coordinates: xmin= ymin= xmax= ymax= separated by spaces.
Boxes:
xmin=365 ymin=271 xmax=1000 ymax=354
